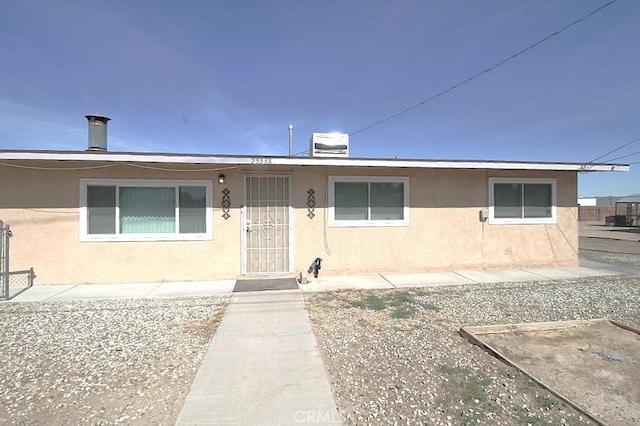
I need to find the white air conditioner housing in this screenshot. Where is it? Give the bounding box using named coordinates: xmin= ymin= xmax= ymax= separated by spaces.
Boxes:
xmin=309 ymin=133 xmax=349 ymax=157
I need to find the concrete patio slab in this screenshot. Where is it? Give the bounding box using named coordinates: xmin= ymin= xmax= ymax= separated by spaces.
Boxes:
xmin=383 ymin=272 xmax=474 ymax=288
xmin=454 ymin=269 xmax=548 ymax=284
xmin=176 ymin=290 xmax=342 ymax=425
xmin=48 ymin=283 xmax=160 ymax=301
xmin=579 ymin=259 xmax=640 ymax=276
xmin=299 ymin=274 xmax=392 ymax=292
xmin=525 ymin=266 xmax=618 ymax=280
xmin=148 ymin=280 xmax=235 ymax=298
xmin=10 ymin=285 xmax=75 ymax=302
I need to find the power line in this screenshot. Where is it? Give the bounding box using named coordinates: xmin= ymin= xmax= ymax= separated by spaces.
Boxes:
xmin=585 ymin=136 xmax=640 ymax=164
xmin=599 ymin=149 xmax=640 ymax=163
xmin=579 ymin=135 xmax=640 ymax=173
xmin=348 ymin=0 xmax=617 ymax=137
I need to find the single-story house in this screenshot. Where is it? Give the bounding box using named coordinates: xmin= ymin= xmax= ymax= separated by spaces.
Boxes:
xmin=0 ymin=116 xmax=628 ymax=285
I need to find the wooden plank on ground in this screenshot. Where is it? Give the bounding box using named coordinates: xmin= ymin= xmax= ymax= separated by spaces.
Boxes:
xmin=458 ymin=318 xmax=640 ymax=426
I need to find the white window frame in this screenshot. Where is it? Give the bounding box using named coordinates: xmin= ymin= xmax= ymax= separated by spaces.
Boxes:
xmin=79 ymin=178 xmax=213 ymax=241
xmin=328 ymin=176 xmax=410 ymax=227
xmin=488 ymin=177 xmax=557 ymax=225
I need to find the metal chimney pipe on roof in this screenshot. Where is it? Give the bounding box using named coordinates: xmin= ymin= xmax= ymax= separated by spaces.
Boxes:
xmin=85 ymin=114 xmax=111 ymax=151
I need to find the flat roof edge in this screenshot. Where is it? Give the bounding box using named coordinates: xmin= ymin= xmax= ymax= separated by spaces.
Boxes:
xmin=0 ymin=151 xmax=629 ymax=172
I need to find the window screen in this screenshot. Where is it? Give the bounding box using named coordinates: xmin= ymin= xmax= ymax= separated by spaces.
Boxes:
xmin=490 ymin=179 xmax=555 ymax=223
xmin=335 ymin=182 xmax=368 ymax=220
xmin=81 ymin=179 xmax=211 ymax=240
xmin=370 ymin=182 xmax=404 ymax=220
xmin=87 ymin=185 xmax=116 ymax=234
xmin=330 ymin=177 xmax=408 ymax=226
xmin=179 ymin=186 xmax=207 ymax=233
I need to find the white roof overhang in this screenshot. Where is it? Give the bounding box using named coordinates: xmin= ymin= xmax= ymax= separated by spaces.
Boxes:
xmin=0 ymin=150 xmax=629 ymax=172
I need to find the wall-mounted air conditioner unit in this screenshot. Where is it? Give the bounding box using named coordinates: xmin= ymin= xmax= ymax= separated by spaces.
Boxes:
xmin=309 ymin=133 xmax=349 ymax=157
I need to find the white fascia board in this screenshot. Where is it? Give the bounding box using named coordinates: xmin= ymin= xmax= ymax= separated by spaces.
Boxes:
xmin=0 ymin=151 xmax=254 ymax=165
xmin=0 ymin=151 xmax=629 ymax=172
xmin=272 ymin=157 xmax=629 ymax=172
xmin=576 ymin=163 xmax=630 ymax=172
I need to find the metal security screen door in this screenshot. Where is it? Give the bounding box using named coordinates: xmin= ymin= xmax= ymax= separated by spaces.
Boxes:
xmin=243 ymin=175 xmax=292 ymax=274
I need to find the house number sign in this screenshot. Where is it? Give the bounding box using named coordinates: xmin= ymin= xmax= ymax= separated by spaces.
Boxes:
xmin=251 ymin=158 xmax=272 ymax=165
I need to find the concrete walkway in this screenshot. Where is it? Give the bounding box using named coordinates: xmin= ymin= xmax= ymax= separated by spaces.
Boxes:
xmin=9 ymin=262 xmax=639 ymax=303
xmin=299 ymin=262 xmax=640 ymax=293
xmin=9 ymin=280 xmax=236 ymax=302
xmin=176 ymin=290 xmax=343 ymax=425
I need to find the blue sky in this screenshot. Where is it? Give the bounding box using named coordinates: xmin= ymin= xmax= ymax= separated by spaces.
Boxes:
xmin=0 ymin=0 xmax=638 ymax=196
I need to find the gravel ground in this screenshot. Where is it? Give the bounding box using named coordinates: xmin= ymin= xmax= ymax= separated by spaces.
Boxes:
xmin=306 ymin=276 xmax=640 ymax=425
xmin=0 ymin=296 xmax=227 ymax=425
xmin=306 ymin=230 xmax=640 ymax=426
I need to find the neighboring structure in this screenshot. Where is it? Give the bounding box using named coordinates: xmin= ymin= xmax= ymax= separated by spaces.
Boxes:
xmin=612 ymin=195 xmax=640 ymax=226
xmin=577 ymin=197 xmax=597 ymax=207
xmin=577 ymin=194 xmax=640 ymax=222
xmin=0 ymin=119 xmax=629 ymax=285
xmin=577 ymin=197 xmax=608 ymax=222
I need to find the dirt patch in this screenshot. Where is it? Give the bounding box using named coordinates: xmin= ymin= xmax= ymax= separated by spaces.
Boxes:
xmin=462 ymin=320 xmax=640 ymax=425
xmin=183 ymin=309 xmax=226 ymax=343
xmin=580 ymin=236 xmax=640 ymax=267
xmin=307 ymin=285 xmax=628 ymax=424
xmin=579 ymin=222 xmax=640 ymax=268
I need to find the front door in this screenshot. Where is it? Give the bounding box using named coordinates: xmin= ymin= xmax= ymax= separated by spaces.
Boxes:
xmin=242 ymin=175 xmax=292 ymax=274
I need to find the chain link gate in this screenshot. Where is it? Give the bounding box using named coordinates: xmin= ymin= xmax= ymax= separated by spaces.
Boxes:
xmin=1 ymin=220 xmax=35 ymax=300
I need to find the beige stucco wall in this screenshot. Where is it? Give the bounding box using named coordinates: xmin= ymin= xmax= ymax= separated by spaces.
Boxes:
xmin=1 ymin=161 xmax=244 ymax=284
xmin=292 ymin=167 xmax=578 ymax=276
xmin=0 ymin=160 xmax=578 ymax=284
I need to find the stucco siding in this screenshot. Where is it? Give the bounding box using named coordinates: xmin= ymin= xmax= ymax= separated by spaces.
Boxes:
xmin=1 ymin=162 xmax=243 ymax=284
xmin=0 ymin=161 xmax=578 ymax=284
xmin=292 ymin=167 xmax=577 ymax=275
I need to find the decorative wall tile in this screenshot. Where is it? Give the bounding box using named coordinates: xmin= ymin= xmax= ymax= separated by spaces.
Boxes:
xmin=307 ymin=189 xmax=316 ymax=219
xmin=222 ymin=188 xmax=231 ymax=220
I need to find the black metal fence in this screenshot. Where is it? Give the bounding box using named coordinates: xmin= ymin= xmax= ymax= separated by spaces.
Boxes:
xmin=1 ymin=220 xmax=35 ymax=300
